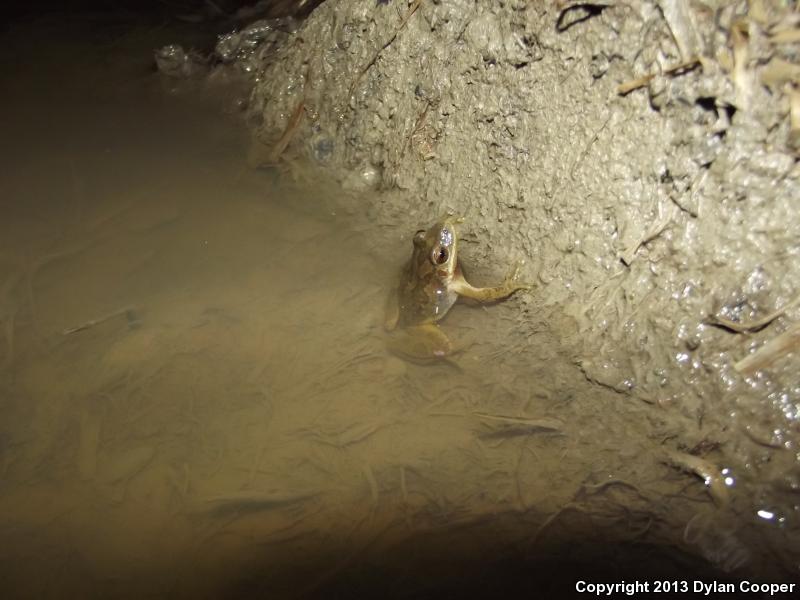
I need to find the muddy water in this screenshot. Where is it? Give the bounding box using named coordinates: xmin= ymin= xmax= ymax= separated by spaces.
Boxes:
xmin=0 ymin=12 xmax=793 ymax=600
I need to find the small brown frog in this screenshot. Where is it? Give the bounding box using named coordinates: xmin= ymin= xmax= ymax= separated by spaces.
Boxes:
xmin=384 ymin=216 xmax=531 ymax=360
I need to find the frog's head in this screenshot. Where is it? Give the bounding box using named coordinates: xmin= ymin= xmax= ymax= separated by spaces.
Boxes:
xmin=413 ymin=217 xmax=458 ymax=280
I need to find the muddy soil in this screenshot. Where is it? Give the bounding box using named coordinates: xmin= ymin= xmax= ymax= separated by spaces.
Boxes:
xmin=242 ymin=0 xmax=800 ymax=587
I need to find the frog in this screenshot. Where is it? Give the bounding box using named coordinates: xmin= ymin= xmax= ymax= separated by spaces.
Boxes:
xmin=384 ymin=216 xmax=531 ymax=361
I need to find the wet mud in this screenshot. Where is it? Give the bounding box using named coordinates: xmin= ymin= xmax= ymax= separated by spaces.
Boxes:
xmin=244 ymin=0 xmax=800 ymax=589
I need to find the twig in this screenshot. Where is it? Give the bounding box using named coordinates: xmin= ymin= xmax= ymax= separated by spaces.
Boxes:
xmin=556 ymin=2 xmax=609 ymax=32
xmin=471 ymin=412 xmax=563 ymax=439
xmin=760 ymin=58 xmax=800 ymax=89
xmin=349 ymin=0 xmax=422 ymax=96
xmin=617 ymin=57 xmax=701 ymax=95
xmin=734 ymin=321 xmax=800 ymax=374
xmin=620 ymin=200 xmax=676 ymax=265
xmin=196 ymin=490 xmax=319 ymax=515
xmin=570 ymin=114 xmax=611 ymax=180
xmin=471 ymin=412 xmax=562 ymax=429
xmin=401 ymin=100 xmax=432 ymax=160
xmin=770 ymin=29 xmax=800 ymax=44
xmin=580 ymin=478 xmax=647 ymax=499
xmin=708 ymin=292 xmax=800 ymax=333
xmin=514 ymin=442 xmax=528 ymax=511
xmin=0 ymin=272 xmax=22 ymax=366
xmin=731 ymin=19 xmax=752 ymax=110
xmin=27 ymin=240 xmax=98 ymax=337
xmin=267 ymin=98 xmax=306 ymax=164
xmin=300 ymin=418 xmax=390 ymax=447
xmin=399 ymin=466 xmax=409 ymax=503
xmin=62 ymin=306 xmax=138 ymax=335
xmin=790 ymin=86 xmax=800 ymax=149
xmin=659 ymin=0 xmax=701 ymax=60
xmin=249 ymin=57 xmax=313 ymax=168
xmin=363 ymin=463 xmax=380 ymax=506
xmin=526 ymin=503 xmax=582 ymax=550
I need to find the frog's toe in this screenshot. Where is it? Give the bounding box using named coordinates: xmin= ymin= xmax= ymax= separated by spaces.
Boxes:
xmin=506 ymin=261 xmax=523 ymax=280
xmin=505 ymin=261 xmax=533 ymax=290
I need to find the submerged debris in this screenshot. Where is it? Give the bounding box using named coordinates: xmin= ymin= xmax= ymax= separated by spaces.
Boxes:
xmin=248 ymin=96 xmax=307 ymax=167
xmin=155 ymin=10 xmax=301 ymax=79
xmin=472 ymin=412 xmax=563 ymax=439
xmin=683 ymin=511 xmax=751 ymax=573
xmin=663 ymin=450 xmax=730 ymax=508
xmin=215 ymin=17 xmax=297 ymax=69
xmin=62 ymin=306 xmax=140 ymax=336
xmin=196 ymin=490 xmax=320 ymax=515
xmin=154 ymin=44 xmax=209 ymax=78
xmin=0 ymin=271 xmax=22 ymax=368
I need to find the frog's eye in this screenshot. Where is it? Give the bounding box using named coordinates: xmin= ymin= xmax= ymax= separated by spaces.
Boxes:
xmin=431 ymin=245 xmax=449 ymax=265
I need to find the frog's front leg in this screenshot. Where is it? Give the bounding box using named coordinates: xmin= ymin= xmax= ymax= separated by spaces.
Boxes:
xmin=387 ymin=322 xmax=453 ymax=360
xmin=451 ymin=262 xmax=531 ymax=302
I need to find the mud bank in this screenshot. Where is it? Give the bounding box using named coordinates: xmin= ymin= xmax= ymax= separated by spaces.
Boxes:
xmin=244 ymin=0 xmax=800 ymax=579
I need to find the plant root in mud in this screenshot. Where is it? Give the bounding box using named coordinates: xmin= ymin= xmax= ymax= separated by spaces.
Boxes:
xmin=663 ymin=450 xmax=729 ymax=508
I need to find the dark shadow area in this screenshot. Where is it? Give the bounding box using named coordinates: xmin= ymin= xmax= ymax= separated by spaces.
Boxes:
xmin=3 ymin=506 xmax=794 ymax=599
xmin=4 ymin=0 xmax=325 ymax=26
xmin=198 ymin=536 xmax=756 ymax=600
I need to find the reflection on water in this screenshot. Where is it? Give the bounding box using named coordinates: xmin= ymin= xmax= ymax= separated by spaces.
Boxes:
xmin=0 ymin=11 xmax=796 ymax=599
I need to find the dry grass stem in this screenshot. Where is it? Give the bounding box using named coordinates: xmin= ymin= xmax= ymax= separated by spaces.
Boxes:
xmin=620 ymin=200 xmax=676 ymax=265
xmin=709 ymin=292 xmax=800 ymax=333
xmin=617 ymin=58 xmax=700 ymax=95
xmin=734 ymin=321 xmax=800 ymax=374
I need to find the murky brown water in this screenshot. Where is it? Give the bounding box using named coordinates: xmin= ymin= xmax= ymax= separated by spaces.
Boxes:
xmin=0 ymin=11 xmax=796 ymax=599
